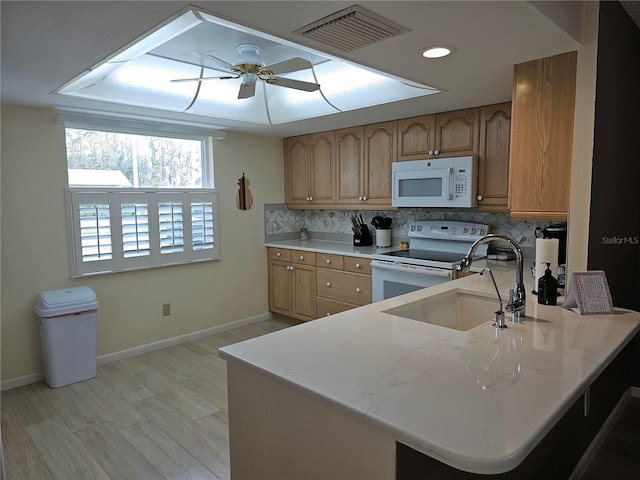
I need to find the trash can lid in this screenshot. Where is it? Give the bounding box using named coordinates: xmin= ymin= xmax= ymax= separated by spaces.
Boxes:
xmin=35 ymin=286 xmax=99 ymax=318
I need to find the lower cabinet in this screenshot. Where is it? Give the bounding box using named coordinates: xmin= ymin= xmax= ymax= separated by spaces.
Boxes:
xmin=268 ymin=248 xmax=317 ymax=322
xmin=267 ymin=247 xmax=372 ymax=320
xmin=316 ymin=253 xmax=372 ymax=318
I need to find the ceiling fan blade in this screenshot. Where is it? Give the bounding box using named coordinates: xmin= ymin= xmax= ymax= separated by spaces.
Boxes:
xmin=238 ymin=82 xmax=256 ymax=99
xmin=269 ymin=77 xmax=320 ymax=92
xmin=203 ymin=53 xmax=234 ymax=69
xmin=265 ymin=57 xmax=312 ymax=75
xmin=171 ymin=76 xmax=237 ymax=83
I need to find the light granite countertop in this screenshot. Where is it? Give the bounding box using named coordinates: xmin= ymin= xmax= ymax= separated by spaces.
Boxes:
xmin=265 ymin=238 xmax=397 ymax=257
xmin=225 ymin=247 xmax=640 ymax=474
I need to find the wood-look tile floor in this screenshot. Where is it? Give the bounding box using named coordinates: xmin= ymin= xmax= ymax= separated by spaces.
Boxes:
xmin=1 ymin=318 xmax=290 ymax=480
xmin=578 ymin=396 xmax=640 ymax=480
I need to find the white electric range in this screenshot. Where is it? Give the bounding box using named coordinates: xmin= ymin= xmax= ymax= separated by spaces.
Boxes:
xmin=371 ymin=220 xmax=489 ymax=301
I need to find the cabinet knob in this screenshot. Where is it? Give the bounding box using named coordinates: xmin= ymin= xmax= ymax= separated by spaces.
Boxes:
xmin=290 ymin=266 xmax=294 ymax=271
xmin=306 ymin=196 xmax=310 ymax=202
xmin=477 ymin=195 xmax=483 ymax=201
xmin=356 ymin=287 xmax=361 ymax=293
xmin=326 ymin=259 xmax=331 ymax=264
xmin=309 ymin=196 xmax=313 ymax=201
xmin=355 ymin=263 xmax=361 ymax=268
xmin=326 ymin=312 xmax=331 ymax=316
xmin=434 ymin=149 xmax=440 ymax=155
xmin=362 ymin=196 xmax=367 ymax=201
xmin=358 ymin=196 xmax=363 ymax=201
xmin=276 ymin=252 xmax=281 ymax=257
xmin=428 ymin=150 xmax=434 ymax=155
xmin=326 ymin=282 xmax=331 ymax=287
xmin=300 ymin=255 xmax=304 ymax=260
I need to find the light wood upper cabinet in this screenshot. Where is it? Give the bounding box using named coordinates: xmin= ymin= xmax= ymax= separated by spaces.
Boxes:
xmin=397 ymin=109 xmax=479 ymax=161
xmin=363 ymin=121 xmax=396 ymax=205
xmin=336 ymin=126 xmax=365 ymax=204
xmin=477 ymin=102 xmax=512 ymax=211
xmin=309 ymin=131 xmax=336 ymax=205
xmin=397 ymin=115 xmax=437 ymax=161
xmin=284 ymin=132 xmax=335 ymax=207
xmin=509 ymin=51 xmax=577 ymax=221
xmin=284 ymin=136 xmax=310 ymax=205
xmin=335 ymin=122 xmax=395 ymax=207
xmin=435 ymin=108 xmax=480 ymax=157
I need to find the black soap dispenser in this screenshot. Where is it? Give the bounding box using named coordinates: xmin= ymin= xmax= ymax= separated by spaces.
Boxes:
xmin=537 ymin=262 xmax=558 ymax=305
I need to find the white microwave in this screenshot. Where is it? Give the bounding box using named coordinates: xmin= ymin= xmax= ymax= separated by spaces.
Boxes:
xmin=392 ymin=156 xmax=478 ymax=208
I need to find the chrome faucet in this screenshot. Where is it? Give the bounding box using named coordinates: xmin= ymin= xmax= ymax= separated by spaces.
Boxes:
xmin=457 ymin=234 xmax=526 ymax=321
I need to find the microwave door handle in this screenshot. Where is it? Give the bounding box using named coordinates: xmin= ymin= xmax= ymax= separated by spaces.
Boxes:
xmin=444 ymin=168 xmax=453 ymax=200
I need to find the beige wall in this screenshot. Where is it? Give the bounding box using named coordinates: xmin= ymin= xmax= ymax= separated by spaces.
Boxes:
xmin=1 ymin=105 xmax=284 ymax=383
xmin=567 ymin=1 xmax=599 ymax=278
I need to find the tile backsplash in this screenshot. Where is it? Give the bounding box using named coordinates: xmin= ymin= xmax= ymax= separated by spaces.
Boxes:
xmin=265 ymin=204 xmax=551 ymax=258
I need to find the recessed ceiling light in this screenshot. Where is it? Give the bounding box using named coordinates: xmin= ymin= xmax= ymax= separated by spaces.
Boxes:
xmin=422 ymin=46 xmax=453 ymax=59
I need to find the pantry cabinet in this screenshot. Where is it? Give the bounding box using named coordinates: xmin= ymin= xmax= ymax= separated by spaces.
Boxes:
xmin=268 ymin=248 xmax=317 ymax=322
xmin=397 ymin=108 xmax=479 ymax=161
xmin=509 ymin=51 xmax=577 ymax=220
xmin=284 ymin=132 xmax=336 ymax=208
xmin=477 ymin=102 xmax=512 ymax=211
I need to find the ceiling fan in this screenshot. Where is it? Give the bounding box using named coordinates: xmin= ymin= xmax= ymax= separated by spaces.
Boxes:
xmin=172 ymin=44 xmax=321 ymax=99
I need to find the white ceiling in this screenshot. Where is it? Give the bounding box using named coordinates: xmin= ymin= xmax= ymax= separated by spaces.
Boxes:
xmin=1 ymin=1 xmax=584 ymax=137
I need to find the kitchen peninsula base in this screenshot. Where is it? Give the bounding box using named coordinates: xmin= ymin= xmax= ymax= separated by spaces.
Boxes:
xmin=226 ymin=361 xmax=395 ymax=480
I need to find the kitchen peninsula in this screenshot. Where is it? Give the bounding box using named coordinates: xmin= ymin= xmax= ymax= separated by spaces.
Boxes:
xmin=219 ymin=264 xmax=640 ymax=479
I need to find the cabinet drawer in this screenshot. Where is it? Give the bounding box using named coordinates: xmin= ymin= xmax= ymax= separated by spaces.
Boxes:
xmin=292 ymin=251 xmax=316 ymax=266
xmin=344 ymin=256 xmax=372 ymax=275
xmin=316 ymin=298 xmax=357 ymax=318
xmin=316 ymin=253 xmax=344 ymax=270
xmin=268 ymin=247 xmax=292 ymax=262
xmin=317 ymin=269 xmax=372 ymax=306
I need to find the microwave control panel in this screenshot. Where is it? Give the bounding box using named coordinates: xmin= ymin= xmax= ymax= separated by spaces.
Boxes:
xmin=454 ymin=170 xmax=470 ymax=198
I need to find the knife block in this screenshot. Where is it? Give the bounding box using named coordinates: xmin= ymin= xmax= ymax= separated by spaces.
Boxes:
xmin=353 ymin=226 xmax=373 ymax=246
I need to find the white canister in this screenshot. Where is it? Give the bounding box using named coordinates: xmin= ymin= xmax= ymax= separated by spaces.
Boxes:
xmin=375 ymin=229 xmax=391 ymax=248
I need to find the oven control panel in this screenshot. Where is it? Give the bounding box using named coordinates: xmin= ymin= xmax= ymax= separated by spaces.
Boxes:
xmin=408 ymin=221 xmax=488 ymax=240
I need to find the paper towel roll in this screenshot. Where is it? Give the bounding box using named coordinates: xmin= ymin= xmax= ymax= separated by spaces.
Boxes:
xmin=535 ymin=238 xmax=559 ymax=284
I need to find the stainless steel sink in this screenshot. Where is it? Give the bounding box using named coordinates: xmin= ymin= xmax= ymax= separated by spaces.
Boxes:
xmin=382 ymin=289 xmax=498 ymax=331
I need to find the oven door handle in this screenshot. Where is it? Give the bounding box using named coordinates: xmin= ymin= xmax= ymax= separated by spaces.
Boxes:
xmin=370 ymin=260 xmax=452 ymax=278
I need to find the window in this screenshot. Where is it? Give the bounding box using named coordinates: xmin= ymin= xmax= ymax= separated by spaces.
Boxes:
xmin=64 ymin=123 xmax=219 ymax=277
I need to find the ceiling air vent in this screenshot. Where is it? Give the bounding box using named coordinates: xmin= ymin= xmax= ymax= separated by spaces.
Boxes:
xmin=293 ymin=5 xmax=409 ymax=52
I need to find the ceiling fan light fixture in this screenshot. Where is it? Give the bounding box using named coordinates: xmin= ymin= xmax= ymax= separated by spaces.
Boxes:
xmin=421 ymin=46 xmax=454 ymax=59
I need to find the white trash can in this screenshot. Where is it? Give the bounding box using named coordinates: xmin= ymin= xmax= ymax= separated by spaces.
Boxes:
xmin=35 ymin=286 xmax=99 ymax=388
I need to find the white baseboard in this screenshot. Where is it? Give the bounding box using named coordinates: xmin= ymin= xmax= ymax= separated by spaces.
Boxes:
xmin=1 ymin=312 xmax=272 ymax=391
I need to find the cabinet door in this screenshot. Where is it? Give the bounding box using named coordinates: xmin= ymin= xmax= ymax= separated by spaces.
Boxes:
xmin=364 ymin=121 xmax=396 ymax=205
xmin=336 ymin=127 xmax=365 ymax=204
xmin=478 ymin=102 xmax=511 ymax=211
xmin=509 ymin=51 xmax=576 ymax=220
xmin=397 ymin=115 xmax=436 ymax=161
xmin=268 ymin=260 xmax=292 ymax=316
xmin=435 ymin=108 xmax=479 ymax=157
xmin=309 ymin=131 xmax=336 ymax=204
xmin=284 ymin=136 xmax=310 ymax=206
xmin=291 ymin=264 xmax=317 ymax=321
